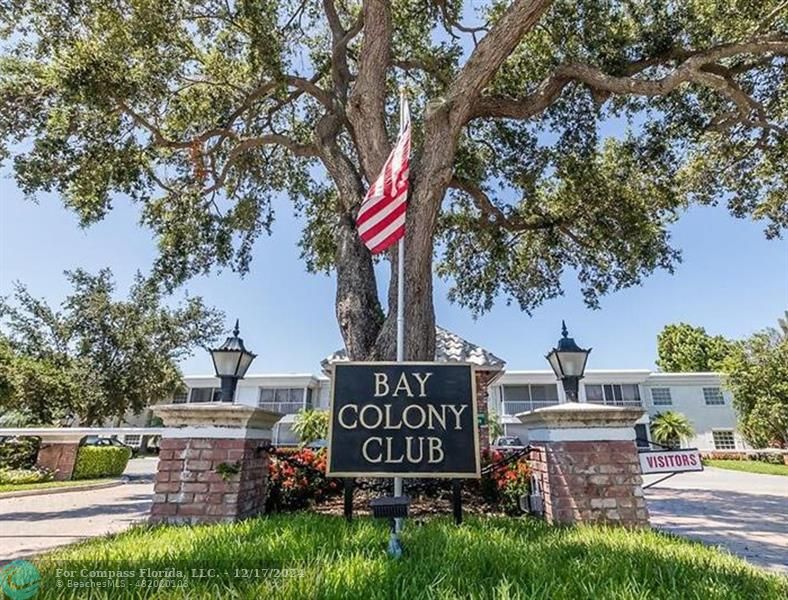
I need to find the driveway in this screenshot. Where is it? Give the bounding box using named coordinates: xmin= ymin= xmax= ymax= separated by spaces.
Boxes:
xmin=644 ymin=467 xmax=788 ymax=573
xmin=0 ymin=458 xmax=156 ymax=564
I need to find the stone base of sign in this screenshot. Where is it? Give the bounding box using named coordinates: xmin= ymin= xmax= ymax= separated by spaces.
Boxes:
xmin=149 ymin=403 xmax=282 ymax=525
xmin=36 ymin=440 xmax=81 ymax=481
xmin=519 ymin=403 xmax=649 ymax=527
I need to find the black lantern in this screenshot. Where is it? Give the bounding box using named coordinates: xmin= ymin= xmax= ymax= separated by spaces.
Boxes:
xmin=545 ymin=321 xmax=591 ymax=402
xmin=209 ymin=320 xmax=257 ymax=403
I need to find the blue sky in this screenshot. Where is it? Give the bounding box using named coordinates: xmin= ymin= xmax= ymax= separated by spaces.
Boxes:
xmin=2 ymin=174 xmax=786 ymax=376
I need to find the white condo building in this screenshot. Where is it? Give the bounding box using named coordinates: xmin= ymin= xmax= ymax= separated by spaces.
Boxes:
xmin=173 ymin=329 xmax=746 ymax=452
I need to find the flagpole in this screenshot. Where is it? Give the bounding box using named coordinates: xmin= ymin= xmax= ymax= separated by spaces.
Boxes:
xmin=393 ymin=87 xmax=406 ymax=539
xmin=396 ymin=87 xmax=406 ymax=364
xmin=392 ymin=86 xmax=410 ymax=550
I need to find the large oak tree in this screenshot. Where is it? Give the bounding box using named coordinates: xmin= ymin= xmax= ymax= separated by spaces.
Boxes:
xmin=1 ymin=1 xmax=786 ymax=360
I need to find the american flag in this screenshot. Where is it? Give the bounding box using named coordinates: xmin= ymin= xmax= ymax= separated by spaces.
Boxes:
xmin=356 ymin=98 xmax=411 ymax=254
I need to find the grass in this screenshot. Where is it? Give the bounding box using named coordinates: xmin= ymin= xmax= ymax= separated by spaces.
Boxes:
xmin=705 ymin=459 xmax=788 ymax=476
xmin=0 ymin=478 xmax=117 ymax=494
xmin=26 ymin=513 xmax=787 ymax=599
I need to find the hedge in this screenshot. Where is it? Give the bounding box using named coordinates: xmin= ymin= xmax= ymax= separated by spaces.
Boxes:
xmin=0 ymin=436 xmax=40 ymax=470
xmin=0 ymin=467 xmax=53 ymax=485
xmin=701 ymin=450 xmax=788 ymax=465
xmin=72 ymin=446 xmax=132 ymax=480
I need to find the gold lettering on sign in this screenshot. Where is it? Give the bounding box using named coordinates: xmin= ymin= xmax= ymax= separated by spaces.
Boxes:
xmin=426 ymin=405 xmax=447 ymax=429
xmin=383 ymin=404 xmax=402 ymax=430
xmin=404 ymin=436 xmax=423 ymax=462
xmin=359 ymin=404 xmax=383 ymax=429
xmin=428 ymin=438 xmax=444 ymax=463
xmin=392 ymin=372 xmax=414 ymax=397
xmin=362 ymin=437 xmax=383 ymax=463
xmin=374 ymin=373 xmax=389 ymax=397
xmin=338 ymin=404 xmax=358 ymax=428
xmin=402 ymin=404 xmax=427 ymax=429
xmin=447 ymin=405 xmax=467 ymax=430
xmin=412 ymin=372 xmax=433 ymax=397
xmin=384 ymin=438 xmax=404 ymax=463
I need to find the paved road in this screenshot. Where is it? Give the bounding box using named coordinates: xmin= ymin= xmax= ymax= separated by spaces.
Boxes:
xmin=0 ymin=459 xmax=155 ymax=564
xmin=644 ymin=467 xmax=788 ymax=573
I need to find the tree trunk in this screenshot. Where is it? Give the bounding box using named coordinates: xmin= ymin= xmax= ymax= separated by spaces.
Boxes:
xmin=335 ymin=213 xmax=384 ymax=360
xmin=370 ymin=101 xmax=458 ymax=362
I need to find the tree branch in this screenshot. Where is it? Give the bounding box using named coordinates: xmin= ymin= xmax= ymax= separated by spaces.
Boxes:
xmin=203 ymin=135 xmax=319 ymax=194
xmin=446 ymin=0 xmax=554 ymax=128
xmin=449 ymin=176 xmax=565 ymax=231
xmin=323 ymin=0 xmax=362 ymax=101
xmin=471 ymin=35 xmax=788 ymax=130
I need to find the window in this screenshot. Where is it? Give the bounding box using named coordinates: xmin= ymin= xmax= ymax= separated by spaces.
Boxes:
xmin=712 ymin=430 xmax=736 ymax=450
xmin=258 ymin=387 xmax=307 ymax=412
xmin=529 ymin=384 xmax=559 ymax=404
xmin=501 ymin=384 xmax=560 ymax=414
xmin=703 ymin=387 xmax=725 ymax=406
xmin=585 ymin=384 xmax=604 ymax=403
xmin=189 ymin=387 xmax=221 ymax=403
xmin=651 ymin=388 xmax=672 ymax=406
xmin=585 ymin=384 xmax=641 ymax=406
xmin=123 ymin=434 xmax=142 ymax=448
xmin=173 ymin=390 xmax=188 ymax=404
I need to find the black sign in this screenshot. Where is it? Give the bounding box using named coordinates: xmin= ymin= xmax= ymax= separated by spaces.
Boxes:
xmin=327 ymin=362 xmax=480 ymax=478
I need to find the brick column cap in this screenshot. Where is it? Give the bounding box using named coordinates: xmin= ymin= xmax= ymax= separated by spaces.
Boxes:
xmin=153 ymin=403 xmax=283 ymax=430
xmin=517 ymin=402 xmax=644 ymax=429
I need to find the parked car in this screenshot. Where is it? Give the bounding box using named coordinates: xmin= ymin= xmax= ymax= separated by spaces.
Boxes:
xmin=492 ymin=435 xmax=525 ymax=449
xmin=81 ymin=436 xmax=137 ymax=457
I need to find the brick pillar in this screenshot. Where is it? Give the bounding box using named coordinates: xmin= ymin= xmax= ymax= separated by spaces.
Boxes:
xmin=35 ymin=437 xmax=83 ymax=481
xmin=520 ymin=403 xmax=649 ymax=527
xmin=149 ymin=404 xmax=282 ymax=525
xmin=475 ymin=370 xmax=495 ymax=451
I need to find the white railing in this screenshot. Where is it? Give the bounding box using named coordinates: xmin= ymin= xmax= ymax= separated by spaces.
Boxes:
xmin=587 ymin=399 xmax=642 ymax=407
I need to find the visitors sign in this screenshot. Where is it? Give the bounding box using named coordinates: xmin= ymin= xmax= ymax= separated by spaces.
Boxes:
xmin=639 ymin=449 xmax=703 ymax=474
xmin=327 ymin=362 xmax=480 ymax=478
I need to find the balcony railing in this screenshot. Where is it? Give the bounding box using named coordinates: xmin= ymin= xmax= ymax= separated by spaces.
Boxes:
xmin=501 ymin=401 xmax=560 ymax=416
xmin=587 ymin=398 xmax=642 ymax=407
xmin=259 ymin=402 xmax=307 ymax=414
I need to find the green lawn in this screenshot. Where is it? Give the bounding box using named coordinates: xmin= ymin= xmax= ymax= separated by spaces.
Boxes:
xmin=27 ymin=514 xmax=786 ymax=599
xmin=705 ymin=459 xmax=788 ymax=476
xmin=0 ymin=478 xmax=117 ymax=494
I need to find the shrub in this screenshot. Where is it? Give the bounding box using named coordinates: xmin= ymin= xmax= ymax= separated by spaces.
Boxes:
xmin=0 ymin=466 xmax=53 ymax=485
xmin=265 ymin=446 xmax=532 ymax=514
xmin=479 ymin=448 xmax=532 ymax=513
xmin=72 ymin=446 xmax=131 ymax=480
xmin=0 ymin=436 xmax=40 ymax=469
xmin=701 ymin=450 xmax=788 ymax=465
xmin=266 ymin=448 xmax=340 ymax=512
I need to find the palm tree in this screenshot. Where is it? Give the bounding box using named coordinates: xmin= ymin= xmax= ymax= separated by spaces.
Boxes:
xmin=650 ymin=411 xmax=695 ymax=449
xmin=292 ymin=408 xmax=329 ymax=447
xmin=768 ymin=310 xmax=788 ymax=342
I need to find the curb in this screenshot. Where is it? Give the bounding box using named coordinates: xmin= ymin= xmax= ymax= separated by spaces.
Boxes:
xmin=0 ymin=478 xmax=126 ymax=500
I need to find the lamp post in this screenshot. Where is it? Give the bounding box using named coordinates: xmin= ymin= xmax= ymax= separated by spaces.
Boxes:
xmin=545 ymin=321 xmax=591 ymax=403
xmin=209 ymin=319 xmax=257 ymax=403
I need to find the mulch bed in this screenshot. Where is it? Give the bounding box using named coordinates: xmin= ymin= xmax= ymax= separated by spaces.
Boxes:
xmin=309 ymin=486 xmax=506 ymax=517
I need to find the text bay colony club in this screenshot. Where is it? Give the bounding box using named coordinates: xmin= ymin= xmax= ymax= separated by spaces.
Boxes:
xmin=334 ymin=370 xmax=469 ymax=465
